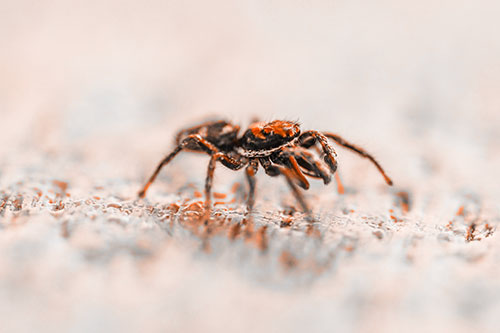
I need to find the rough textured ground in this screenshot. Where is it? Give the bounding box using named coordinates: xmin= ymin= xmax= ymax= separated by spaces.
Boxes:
xmin=1 ymin=121 xmax=499 ymax=333
xmin=2 ymin=0 xmax=500 ymax=332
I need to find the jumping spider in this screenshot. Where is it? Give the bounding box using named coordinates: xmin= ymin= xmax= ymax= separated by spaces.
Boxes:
xmin=138 ymin=119 xmax=393 ymax=220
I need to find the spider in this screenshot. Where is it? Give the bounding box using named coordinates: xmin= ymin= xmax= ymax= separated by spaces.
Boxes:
xmin=138 ymin=119 xmax=393 ymax=220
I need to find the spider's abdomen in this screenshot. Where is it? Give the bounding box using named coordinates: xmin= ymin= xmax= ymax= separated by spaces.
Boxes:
xmin=175 ymin=120 xmax=240 ymax=151
xmin=240 ymin=120 xmax=301 ymax=152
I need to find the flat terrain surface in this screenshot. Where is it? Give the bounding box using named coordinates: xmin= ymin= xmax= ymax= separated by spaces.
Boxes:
xmin=1 ymin=117 xmax=499 ymax=332
xmin=1 ymin=1 xmax=500 ymax=332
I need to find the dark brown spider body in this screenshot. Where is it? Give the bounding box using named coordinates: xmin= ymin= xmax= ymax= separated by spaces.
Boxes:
xmin=175 ymin=120 xmax=240 ymax=152
xmin=239 ymin=120 xmax=301 ymax=153
xmin=139 ymin=118 xmax=393 ymax=221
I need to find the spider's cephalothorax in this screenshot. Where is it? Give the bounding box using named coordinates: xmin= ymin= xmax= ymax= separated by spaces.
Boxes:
xmin=239 ymin=120 xmax=301 ymax=154
xmin=138 ymin=119 xmax=393 ymax=221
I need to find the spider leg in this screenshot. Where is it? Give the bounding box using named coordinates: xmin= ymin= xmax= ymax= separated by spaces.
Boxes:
xmin=284 ymin=147 xmax=331 ymax=185
xmin=323 ymin=132 xmax=393 ymax=186
xmin=272 ymin=150 xmax=310 ymax=189
xmin=138 ymin=134 xmax=238 ymax=198
xmin=138 ymin=145 xmax=184 ymax=198
xmin=291 ymin=147 xmax=345 ymax=194
xmin=298 ymin=131 xmax=338 ymax=174
xmin=259 ymin=157 xmax=313 ymax=221
xmin=245 ymin=159 xmax=259 ymax=217
xmin=205 ymin=152 xmax=247 ymax=211
xmin=204 ymin=153 xmax=220 ymax=211
xmin=287 ymin=155 xmax=310 ymax=189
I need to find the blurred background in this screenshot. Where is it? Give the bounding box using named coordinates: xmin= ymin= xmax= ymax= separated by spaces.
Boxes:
xmin=2 ymin=1 xmax=500 ymax=332
xmin=2 ymin=0 xmax=499 ymax=182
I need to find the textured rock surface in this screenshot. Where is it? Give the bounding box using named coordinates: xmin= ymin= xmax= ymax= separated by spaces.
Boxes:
xmin=1 ymin=1 xmax=500 ymax=332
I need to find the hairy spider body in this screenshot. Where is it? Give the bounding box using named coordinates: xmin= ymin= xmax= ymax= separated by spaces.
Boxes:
xmin=175 ymin=120 xmax=240 ymax=152
xmin=139 ymin=119 xmax=393 ymax=221
xmin=240 ymin=121 xmax=300 ymax=151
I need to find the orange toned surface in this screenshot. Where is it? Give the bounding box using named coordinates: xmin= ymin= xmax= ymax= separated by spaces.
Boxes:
xmin=1 ymin=1 xmax=500 ymax=332
xmin=0 ymin=126 xmax=499 ymax=333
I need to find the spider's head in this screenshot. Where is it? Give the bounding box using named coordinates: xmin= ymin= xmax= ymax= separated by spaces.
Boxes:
xmin=240 ymin=120 xmax=301 ymax=151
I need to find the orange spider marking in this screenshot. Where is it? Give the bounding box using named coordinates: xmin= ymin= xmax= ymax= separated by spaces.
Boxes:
xmin=288 ymin=155 xmax=309 ymax=189
xmin=250 ymin=120 xmax=299 ymax=139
